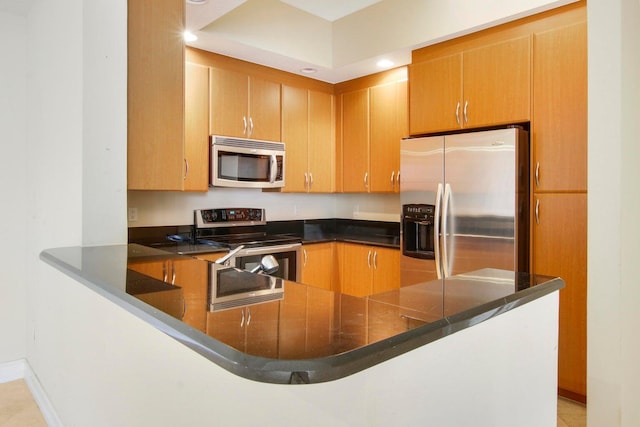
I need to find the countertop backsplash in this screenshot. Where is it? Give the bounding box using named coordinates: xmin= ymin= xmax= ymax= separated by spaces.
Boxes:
xmin=127 ymin=189 xmax=400 ymax=227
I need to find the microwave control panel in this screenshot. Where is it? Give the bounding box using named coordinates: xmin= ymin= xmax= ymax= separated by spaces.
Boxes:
xmin=195 ymin=208 xmax=266 ymax=228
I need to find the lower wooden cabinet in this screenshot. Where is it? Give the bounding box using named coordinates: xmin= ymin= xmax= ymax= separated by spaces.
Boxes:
xmin=338 ymin=243 xmax=400 ymax=297
xmin=532 ymin=193 xmax=587 ymax=400
xmin=300 ymin=242 xmax=336 ymax=291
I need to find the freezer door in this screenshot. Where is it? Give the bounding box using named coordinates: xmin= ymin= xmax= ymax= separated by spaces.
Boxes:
xmin=400 ymin=136 xmax=444 ymax=286
xmin=442 ymin=128 xmax=519 ymax=277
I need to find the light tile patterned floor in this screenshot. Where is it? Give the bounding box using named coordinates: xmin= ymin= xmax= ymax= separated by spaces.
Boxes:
xmin=1 ymin=379 xmax=587 ymax=426
xmin=0 ymin=380 xmax=47 ymax=427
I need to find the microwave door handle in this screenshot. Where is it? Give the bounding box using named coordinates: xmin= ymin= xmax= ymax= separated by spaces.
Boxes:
xmin=269 ymin=155 xmax=277 ymax=183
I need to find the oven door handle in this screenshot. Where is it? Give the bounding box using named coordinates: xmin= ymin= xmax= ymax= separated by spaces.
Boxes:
xmin=236 ymin=243 xmax=301 ymax=257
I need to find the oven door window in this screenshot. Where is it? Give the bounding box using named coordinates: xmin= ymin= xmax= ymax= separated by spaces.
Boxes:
xmin=236 ymin=250 xmax=297 ymax=281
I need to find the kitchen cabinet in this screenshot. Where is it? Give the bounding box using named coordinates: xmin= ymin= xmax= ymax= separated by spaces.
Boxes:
xmin=127 ymin=257 xmax=208 ymax=331
xmin=300 ymin=242 xmax=336 ymax=291
xmin=341 ymin=79 xmax=407 ymax=193
xmin=210 ymin=67 xmax=281 ymax=141
xmin=184 ymin=62 xmax=210 ymax=191
xmin=532 ymin=193 xmax=587 ymax=400
xmin=409 ymin=35 xmax=530 ymax=135
xmin=533 ymin=22 xmax=587 ymax=192
xmin=206 ymin=302 xmax=280 ymax=357
xmin=281 ymin=86 xmax=335 ymax=192
xmin=127 ymin=0 xmax=186 ymax=190
xmin=338 ymin=243 xmax=400 ymax=297
xmin=532 ymin=18 xmax=587 ymax=402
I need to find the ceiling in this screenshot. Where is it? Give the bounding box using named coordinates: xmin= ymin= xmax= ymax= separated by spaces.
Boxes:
xmin=186 ymin=0 xmax=575 ymax=83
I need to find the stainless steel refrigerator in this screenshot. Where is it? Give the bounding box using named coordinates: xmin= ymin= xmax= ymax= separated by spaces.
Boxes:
xmin=400 ymin=127 xmax=529 ymax=286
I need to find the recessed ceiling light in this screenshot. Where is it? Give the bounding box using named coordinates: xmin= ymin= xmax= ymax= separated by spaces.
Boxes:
xmin=300 ymin=67 xmax=317 ymax=74
xmin=184 ymin=31 xmax=198 ymax=42
xmin=377 ymin=59 xmax=394 ymax=68
xmin=186 ymin=0 xmax=208 ymax=4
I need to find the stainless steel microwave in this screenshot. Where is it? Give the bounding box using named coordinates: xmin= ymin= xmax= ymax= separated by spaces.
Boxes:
xmin=210 ymin=135 xmax=285 ymax=188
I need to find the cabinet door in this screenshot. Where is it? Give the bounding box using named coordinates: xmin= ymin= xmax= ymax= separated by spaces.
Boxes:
xmin=370 ymin=81 xmax=407 ymax=192
xmin=171 ymin=258 xmax=208 ymax=332
xmin=301 ymin=243 xmax=335 ymax=291
xmin=206 ymin=308 xmax=246 ymax=352
xmin=342 ymin=89 xmax=370 ymax=192
xmin=409 ymin=54 xmax=462 ymax=135
xmin=244 ymin=303 xmax=280 ymax=358
xmin=372 ymin=247 xmax=400 ymax=295
xmin=127 ymin=0 xmax=185 ymax=190
xmin=533 ymin=22 xmax=587 ymax=192
xmin=127 ymin=260 xmax=168 ymax=282
xmin=462 ymin=36 xmax=531 ymax=128
xmin=308 ymin=90 xmax=334 ymax=193
xmin=278 ymin=283 xmax=308 ymax=359
xmin=281 ymin=85 xmax=309 ymax=192
xmin=248 ymin=76 xmax=281 ymax=141
xmin=184 ymin=62 xmax=210 ymax=191
xmin=210 ymin=67 xmax=249 ymax=138
xmin=340 ymin=243 xmax=374 ymax=297
xmin=532 ymin=193 xmax=587 ymax=398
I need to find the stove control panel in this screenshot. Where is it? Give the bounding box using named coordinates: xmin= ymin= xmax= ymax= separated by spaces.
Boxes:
xmin=195 ymin=208 xmax=266 ymax=228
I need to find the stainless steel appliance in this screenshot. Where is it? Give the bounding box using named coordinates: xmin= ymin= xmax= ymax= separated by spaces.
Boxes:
xmin=194 ymin=208 xmax=301 ymax=282
xmin=210 ymin=135 xmax=285 ymax=188
xmin=209 ymin=264 xmax=284 ymax=312
xmin=400 ymin=127 xmax=529 ymax=286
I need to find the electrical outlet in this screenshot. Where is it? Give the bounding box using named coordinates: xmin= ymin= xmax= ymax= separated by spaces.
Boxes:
xmin=128 ymin=207 xmax=138 ymax=222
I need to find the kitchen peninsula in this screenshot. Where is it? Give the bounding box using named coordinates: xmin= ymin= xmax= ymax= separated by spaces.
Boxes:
xmin=40 ymin=243 xmax=563 ymax=425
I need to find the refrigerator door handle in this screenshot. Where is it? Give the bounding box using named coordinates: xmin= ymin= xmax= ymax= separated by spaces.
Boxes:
xmin=434 ymin=183 xmax=444 ymax=279
xmin=442 ymin=183 xmax=452 ymax=278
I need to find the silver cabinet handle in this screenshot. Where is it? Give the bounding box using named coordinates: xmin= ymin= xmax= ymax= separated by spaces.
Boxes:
xmin=240 ymin=308 xmax=245 ymax=327
xmin=246 ymin=307 xmax=251 ymax=326
xmin=184 ymin=159 xmax=189 ymax=180
xmin=390 ymin=171 xmax=395 ymax=189
xmin=162 ymin=262 xmax=168 ymax=283
xmin=304 ymin=172 xmax=308 ymax=189
xmin=309 ymin=172 xmax=313 ymax=188
xmin=171 ymin=265 xmax=176 ymax=285
xmin=242 ymin=116 xmax=247 ymax=135
xmin=367 ymin=250 xmax=372 ymax=269
xmin=455 ymin=101 xmax=461 ymax=125
xmin=303 ymin=248 xmax=308 ymax=267
xmin=535 ymin=199 xmax=540 ymax=225
xmin=364 ymin=172 xmax=368 ymax=189
xmin=373 ymin=251 xmax=378 ymax=270
xmin=463 ymin=100 xmax=469 ymax=124
xmin=535 ymin=162 xmax=540 ymax=188
xmin=248 ymin=116 xmax=254 ymax=137
xmin=396 ymin=171 xmax=400 ymax=189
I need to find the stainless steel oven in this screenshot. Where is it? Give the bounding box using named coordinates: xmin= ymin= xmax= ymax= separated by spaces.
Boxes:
xmin=231 ymin=243 xmax=301 ymax=282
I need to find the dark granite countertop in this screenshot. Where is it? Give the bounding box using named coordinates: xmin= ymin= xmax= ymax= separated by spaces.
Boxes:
xmin=40 ymin=244 xmax=563 ymax=385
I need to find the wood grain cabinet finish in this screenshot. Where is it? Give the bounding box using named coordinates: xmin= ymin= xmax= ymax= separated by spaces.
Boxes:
xmin=533 ymin=22 xmax=587 ymax=193
xmin=341 ymin=80 xmax=407 ymax=193
xmin=281 ymin=86 xmax=335 ymax=193
xmin=184 ymin=62 xmax=210 ymax=191
xmin=338 ymin=243 xmax=400 ymax=297
xmin=532 ymin=193 xmax=587 ymax=399
xmin=300 ymin=243 xmax=336 ymax=291
xmin=409 ymin=36 xmax=531 ymax=135
xmin=532 ymin=18 xmax=587 ymax=401
xmin=210 ymin=67 xmax=281 ymax=142
xmin=127 ymin=0 xmax=186 ymax=190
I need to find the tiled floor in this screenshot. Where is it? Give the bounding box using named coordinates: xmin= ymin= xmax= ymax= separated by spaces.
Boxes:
xmin=1 ymin=379 xmax=586 ymax=426
xmin=0 ymin=380 xmax=47 ymax=427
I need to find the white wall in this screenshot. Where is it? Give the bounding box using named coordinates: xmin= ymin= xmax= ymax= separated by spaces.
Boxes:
xmin=0 ymin=9 xmax=28 ymax=363
xmin=587 ymin=0 xmax=640 ymax=425
xmin=127 ymin=190 xmax=401 ymax=226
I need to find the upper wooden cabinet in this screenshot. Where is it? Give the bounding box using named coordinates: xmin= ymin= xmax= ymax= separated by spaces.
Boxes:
xmin=183 ymin=62 xmax=210 ymax=191
xmin=533 ymin=22 xmax=587 ymax=192
xmin=341 ymin=78 xmax=408 ymax=193
xmin=281 ymin=86 xmax=335 ymax=193
xmin=410 ymin=36 xmax=531 ymax=135
xmin=127 ymin=0 xmax=186 ymax=190
xmin=210 ymin=67 xmax=281 ymax=141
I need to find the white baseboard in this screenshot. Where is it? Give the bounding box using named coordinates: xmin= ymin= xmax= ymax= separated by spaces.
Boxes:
xmin=0 ymin=359 xmax=63 ymax=427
